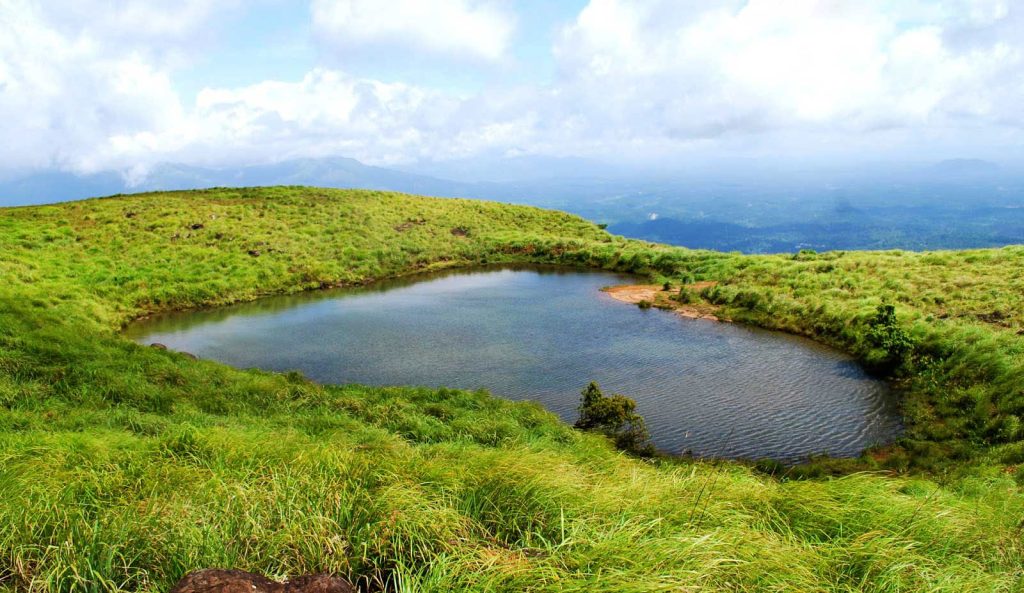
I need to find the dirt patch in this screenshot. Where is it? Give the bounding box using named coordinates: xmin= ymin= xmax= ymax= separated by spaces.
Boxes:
xmin=975 ymin=310 xmax=1013 ymax=328
xmin=602 ymin=282 xmax=725 ymax=322
xmin=171 ymin=569 xmax=354 ymax=593
xmin=603 ymin=284 xmax=661 ymax=304
xmin=689 ymin=280 xmax=718 ymax=292
xmin=394 ymin=218 xmax=426 ymax=232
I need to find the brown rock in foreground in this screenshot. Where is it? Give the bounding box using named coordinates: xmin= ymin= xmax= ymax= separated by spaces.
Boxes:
xmin=170 ymin=570 xmax=354 ymax=593
xmin=282 ymin=574 xmax=355 ymax=593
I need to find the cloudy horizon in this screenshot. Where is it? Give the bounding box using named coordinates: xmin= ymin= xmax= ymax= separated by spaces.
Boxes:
xmin=2 ymin=0 xmax=1022 ymax=183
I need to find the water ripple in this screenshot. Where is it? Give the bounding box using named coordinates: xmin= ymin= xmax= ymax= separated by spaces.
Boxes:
xmin=126 ymin=266 xmax=902 ymax=462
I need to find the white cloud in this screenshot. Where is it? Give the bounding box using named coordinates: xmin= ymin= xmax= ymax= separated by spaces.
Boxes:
xmin=1 ymin=0 xmax=1022 ymax=178
xmin=106 ymin=68 xmax=462 ymax=169
xmin=105 ymin=68 xmax=551 ymax=170
xmin=311 ymin=0 xmax=515 ymax=61
xmin=550 ymin=0 xmax=1023 ymax=149
xmin=0 ymin=0 xmax=194 ymax=172
xmin=37 ymin=0 xmax=229 ymax=43
xmin=0 ymin=0 xmax=515 ymax=174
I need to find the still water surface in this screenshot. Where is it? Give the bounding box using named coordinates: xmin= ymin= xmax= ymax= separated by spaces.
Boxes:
xmin=126 ymin=266 xmax=901 ymax=461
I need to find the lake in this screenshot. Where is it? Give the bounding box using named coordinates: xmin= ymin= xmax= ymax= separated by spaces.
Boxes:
xmin=126 ymin=265 xmax=901 ymax=461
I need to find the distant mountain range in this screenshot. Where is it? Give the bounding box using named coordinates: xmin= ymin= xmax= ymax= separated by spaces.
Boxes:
xmin=0 ymin=155 xmax=643 ymax=211
xmin=0 ymin=157 xmax=485 ymax=207
xmin=2 ymin=156 xmax=1021 ymax=253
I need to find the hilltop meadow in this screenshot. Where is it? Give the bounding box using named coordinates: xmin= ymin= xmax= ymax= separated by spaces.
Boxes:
xmin=1 ymin=187 xmax=1022 ymax=592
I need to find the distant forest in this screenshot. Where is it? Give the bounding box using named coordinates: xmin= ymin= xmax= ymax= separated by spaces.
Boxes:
xmin=610 ymin=204 xmax=1024 ymax=252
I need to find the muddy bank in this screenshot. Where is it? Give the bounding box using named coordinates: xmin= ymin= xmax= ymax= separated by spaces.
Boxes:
xmin=602 ymin=282 xmax=726 ymax=322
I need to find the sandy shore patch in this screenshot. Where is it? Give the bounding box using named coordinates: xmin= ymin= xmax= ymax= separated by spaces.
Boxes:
xmin=602 ymin=282 xmax=725 ymax=321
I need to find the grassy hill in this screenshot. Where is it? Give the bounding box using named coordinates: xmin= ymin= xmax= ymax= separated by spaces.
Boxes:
xmin=1 ymin=187 xmax=1022 ymax=592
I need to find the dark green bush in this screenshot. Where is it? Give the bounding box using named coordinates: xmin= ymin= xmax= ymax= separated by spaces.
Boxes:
xmin=575 ymin=382 xmax=653 ymax=456
xmin=866 ymin=304 xmax=915 ymax=372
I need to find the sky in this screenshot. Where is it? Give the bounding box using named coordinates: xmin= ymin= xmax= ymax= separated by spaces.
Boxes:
xmin=1 ymin=0 xmax=1022 ymax=181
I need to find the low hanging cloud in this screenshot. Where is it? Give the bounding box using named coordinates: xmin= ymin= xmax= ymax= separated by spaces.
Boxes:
xmin=108 ymin=69 xmax=460 ymax=170
xmin=1 ymin=0 xmax=1021 ymax=178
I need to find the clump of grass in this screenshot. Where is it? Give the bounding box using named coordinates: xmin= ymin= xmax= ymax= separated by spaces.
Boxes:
xmin=676 ymin=286 xmax=694 ymax=304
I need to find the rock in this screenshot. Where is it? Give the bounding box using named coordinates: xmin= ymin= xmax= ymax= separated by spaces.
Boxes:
xmin=179 ymin=351 xmax=199 ymax=360
xmin=450 ymin=226 xmax=469 ymax=237
xmin=191 ymin=223 xmax=205 ymax=230
xmin=171 ymin=570 xmax=278 ymax=593
xmin=125 ymin=211 xmax=137 ymax=218
xmin=283 ymin=575 xmax=354 ymax=593
xmin=247 ymin=249 xmax=261 ymax=257
xmin=150 ymin=343 xmax=168 ymax=350
xmin=170 ymin=570 xmax=354 ymax=593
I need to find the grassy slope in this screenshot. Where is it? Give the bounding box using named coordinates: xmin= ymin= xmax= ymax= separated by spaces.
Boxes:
xmin=1 ymin=187 xmax=1022 ymax=592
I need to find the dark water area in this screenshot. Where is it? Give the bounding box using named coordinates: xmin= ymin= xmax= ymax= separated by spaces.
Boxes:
xmin=126 ymin=266 xmax=901 ymax=462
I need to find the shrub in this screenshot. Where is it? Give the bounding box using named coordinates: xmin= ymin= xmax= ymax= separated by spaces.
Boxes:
xmin=637 ymin=300 xmax=652 ymax=310
xmin=701 ymin=284 xmax=726 ymax=303
xmin=733 ymin=290 xmax=764 ymax=311
xmin=676 ymin=287 xmax=694 ymax=304
xmin=996 ymin=415 xmax=1021 ymax=443
xmin=866 ymin=304 xmax=914 ymax=372
xmin=575 ymin=382 xmax=653 ymax=456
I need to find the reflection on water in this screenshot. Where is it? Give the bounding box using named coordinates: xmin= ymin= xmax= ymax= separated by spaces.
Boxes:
xmin=126 ymin=265 xmax=901 ymax=462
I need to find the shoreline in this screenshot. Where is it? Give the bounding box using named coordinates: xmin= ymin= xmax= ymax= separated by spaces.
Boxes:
xmin=602 ymin=282 xmax=726 ymax=322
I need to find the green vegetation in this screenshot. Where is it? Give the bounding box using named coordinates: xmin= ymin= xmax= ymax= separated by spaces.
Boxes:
xmin=865 ymin=304 xmax=915 ymax=373
xmin=1 ymin=187 xmax=1023 ymax=591
xmin=574 ymin=382 xmax=652 ymax=456
xmin=675 ymin=286 xmax=694 ymax=304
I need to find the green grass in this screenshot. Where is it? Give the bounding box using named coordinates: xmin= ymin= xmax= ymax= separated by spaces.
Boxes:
xmin=1 ymin=187 xmax=1022 ymax=591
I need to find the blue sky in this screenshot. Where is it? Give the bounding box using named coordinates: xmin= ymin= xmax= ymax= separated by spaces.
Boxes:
xmin=175 ymin=4 xmax=316 ymax=100
xmin=1 ymin=0 xmax=1021 ymax=180
xmin=180 ymin=1 xmax=587 ymax=92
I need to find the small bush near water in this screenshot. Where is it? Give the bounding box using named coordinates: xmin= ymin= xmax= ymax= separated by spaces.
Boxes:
xmin=866 ymin=304 xmax=915 ymax=372
xmin=574 ymin=382 xmax=654 ymax=456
